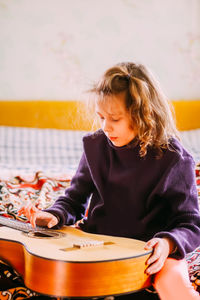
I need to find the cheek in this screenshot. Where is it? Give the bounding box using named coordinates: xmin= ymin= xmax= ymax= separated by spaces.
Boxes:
xmin=128 ymin=117 xmax=135 ymax=128
xmin=129 ymin=125 xmax=135 ymax=133
xmin=128 ymin=120 xmax=136 ymax=133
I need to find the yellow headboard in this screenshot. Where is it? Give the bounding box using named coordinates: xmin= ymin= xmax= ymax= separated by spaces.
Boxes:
xmin=0 ymin=100 xmax=199 ymax=131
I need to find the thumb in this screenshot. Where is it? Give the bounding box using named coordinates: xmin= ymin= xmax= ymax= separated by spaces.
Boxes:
xmin=47 ymin=221 xmax=55 ymax=228
xmin=47 ymin=217 xmax=58 ymax=228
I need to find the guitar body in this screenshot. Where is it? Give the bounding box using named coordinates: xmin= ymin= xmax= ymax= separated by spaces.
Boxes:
xmin=0 ymin=225 xmax=152 ymax=298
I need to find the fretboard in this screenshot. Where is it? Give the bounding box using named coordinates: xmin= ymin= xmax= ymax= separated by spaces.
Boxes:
xmin=0 ymin=215 xmax=44 ymax=232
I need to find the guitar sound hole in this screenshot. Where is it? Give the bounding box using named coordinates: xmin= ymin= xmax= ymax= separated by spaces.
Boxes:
xmin=24 ymin=230 xmax=64 ymax=239
xmin=32 ymin=231 xmax=54 ymax=238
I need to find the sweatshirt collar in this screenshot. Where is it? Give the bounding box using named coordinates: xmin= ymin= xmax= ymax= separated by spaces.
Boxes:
xmin=106 ymin=135 xmax=139 ymax=151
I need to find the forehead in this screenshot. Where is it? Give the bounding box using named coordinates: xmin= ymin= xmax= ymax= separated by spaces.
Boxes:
xmin=96 ymin=93 xmax=127 ymax=115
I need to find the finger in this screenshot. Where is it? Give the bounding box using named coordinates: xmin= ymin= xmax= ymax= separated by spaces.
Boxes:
xmin=26 ymin=207 xmax=32 ymax=220
xmin=30 ymin=206 xmax=39 ymax=228
xmin=29 ymin=212 xmax=38 ymax=228
xmin=20 ymin=204 xmax=37 ymax=224
xmin=144 ymin=238 xmax=159 ymax=250
xmin=146 ymin=258 xmax=164 ymax=275
xmin=20 ymin=204 xmax=31 ymax=219
xmin=147 ymin=246 xmax=161 ymax=265
xmin=25 ymin=204 xmax=37 ymax=220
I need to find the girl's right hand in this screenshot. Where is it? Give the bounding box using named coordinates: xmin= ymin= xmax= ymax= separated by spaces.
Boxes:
xmin=18 ymin=204 xmax=59 ymax=229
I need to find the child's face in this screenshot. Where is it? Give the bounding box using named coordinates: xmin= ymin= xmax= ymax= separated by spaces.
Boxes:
xmin=96 ymin=93 xmax=136 ymax=147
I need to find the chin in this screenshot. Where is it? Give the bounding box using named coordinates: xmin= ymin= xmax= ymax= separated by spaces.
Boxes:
xmin=112 ymin=141 xmax=125 ymax=147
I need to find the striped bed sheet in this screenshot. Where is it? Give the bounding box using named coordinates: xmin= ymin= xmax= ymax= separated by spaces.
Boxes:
xmin=0 ymin=126 xmax=200 ymax=170
xmin=0 ymin=126 xmax=86 ymax=176
xmin=0 ymin=126 xmax=199 ymax=172
xmin=179 ymin=129 xmax=200 ymax=163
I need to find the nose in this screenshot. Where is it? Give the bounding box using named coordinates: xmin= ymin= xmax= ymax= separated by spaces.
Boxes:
xmin=102 ymin=119 xmax=112 ymax=133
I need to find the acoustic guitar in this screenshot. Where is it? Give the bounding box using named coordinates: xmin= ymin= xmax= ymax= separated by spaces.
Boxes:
xmin=0 ymin=216 xmax=152 ymax=298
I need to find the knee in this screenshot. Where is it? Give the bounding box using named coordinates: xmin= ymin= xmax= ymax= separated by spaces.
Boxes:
xmin=153 ymin=258 xmax=189 ymax=291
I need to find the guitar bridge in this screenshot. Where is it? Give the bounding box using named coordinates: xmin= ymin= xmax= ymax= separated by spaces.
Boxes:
xmin=59 ymin=241 xmax=114 ymax=252
xmin=73 ymin=239 xmax=104 ymax=248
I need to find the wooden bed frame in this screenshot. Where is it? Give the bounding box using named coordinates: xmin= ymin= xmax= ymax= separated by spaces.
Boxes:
xmin=0 ymin=100 xmax=200 ymax=131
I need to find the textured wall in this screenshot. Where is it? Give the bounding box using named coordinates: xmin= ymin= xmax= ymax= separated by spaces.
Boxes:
xmin=0 ymin=0 xmax=200 ymax=100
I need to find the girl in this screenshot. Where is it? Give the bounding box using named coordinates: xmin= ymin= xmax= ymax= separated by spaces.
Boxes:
xmin=19 ymin=62 xmax=200 ymax=299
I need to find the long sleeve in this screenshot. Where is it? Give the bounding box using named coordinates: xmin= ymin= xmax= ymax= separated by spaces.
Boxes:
xmin=44 ymin=152 xmax=95 ymax=227
xmin=44 ymin=131 xmax=200 ymax=259
xmin=154 ymin=155 xmax=200 ymax=258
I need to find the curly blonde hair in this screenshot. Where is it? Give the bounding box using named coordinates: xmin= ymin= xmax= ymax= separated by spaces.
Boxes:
xmin=90 ymin=62 xmax=179 ymax=157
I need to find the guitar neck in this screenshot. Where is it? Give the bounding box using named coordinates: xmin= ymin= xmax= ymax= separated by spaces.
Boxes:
xmin=0 ymin=215 xmax=44 ymax=232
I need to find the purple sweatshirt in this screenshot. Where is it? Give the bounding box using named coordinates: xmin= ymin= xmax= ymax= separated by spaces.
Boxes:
xmin=46 ymin=129 xmax=200 ymax=259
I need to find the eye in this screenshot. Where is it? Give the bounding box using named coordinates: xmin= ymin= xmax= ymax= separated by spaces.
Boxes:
xmin=96 ymin=112 xmax=104 ymax=120
xmin=111 ymin=118 xmax=120 ymax=122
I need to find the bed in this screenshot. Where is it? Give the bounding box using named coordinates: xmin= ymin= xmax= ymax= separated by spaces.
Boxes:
xmin=0 ymin=100 xmax=200 ymax=299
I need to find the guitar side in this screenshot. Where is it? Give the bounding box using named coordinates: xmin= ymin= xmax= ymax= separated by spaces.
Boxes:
xmin=0 ymin=225 xmax=152 ymax=298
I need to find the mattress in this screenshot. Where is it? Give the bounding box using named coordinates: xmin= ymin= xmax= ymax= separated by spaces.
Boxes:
xmin=179 ymin=129 xmax=200 ymax=162
xmin=0 ymin=126 xmax=199 ymax=173
xmin=0 ymin=126 xmax=86 ymax=177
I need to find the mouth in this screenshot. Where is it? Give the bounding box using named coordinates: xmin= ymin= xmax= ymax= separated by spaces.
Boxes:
xmin=109 ymin=137 xmax=118 ymax=141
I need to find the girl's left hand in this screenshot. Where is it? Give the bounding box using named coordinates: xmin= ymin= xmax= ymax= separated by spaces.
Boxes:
xmin=144 ymin=237 xmax=175 ymax=275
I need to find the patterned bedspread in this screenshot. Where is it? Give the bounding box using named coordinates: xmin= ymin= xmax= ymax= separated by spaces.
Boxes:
xmin=0 ymin=168 xmax=200 ymax=299
xmin=0 ymin=171 xmax=71 ymax=299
